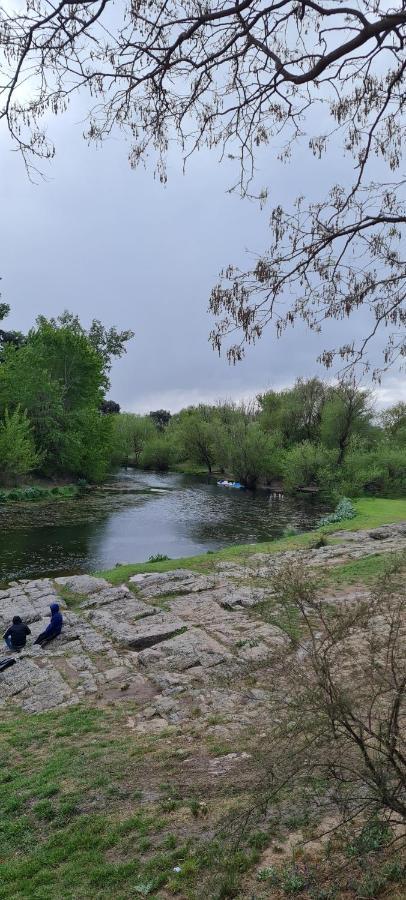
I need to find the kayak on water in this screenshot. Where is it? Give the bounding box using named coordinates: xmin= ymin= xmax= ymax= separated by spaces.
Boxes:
xmin=217 ymin=480 xmax=244 ymax=489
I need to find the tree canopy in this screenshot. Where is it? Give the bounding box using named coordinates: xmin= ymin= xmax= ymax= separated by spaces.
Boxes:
xmin=1 ymin=1 xmax=405 ymax=374
xmin=0 ymin=308 xmax=133 ymax=483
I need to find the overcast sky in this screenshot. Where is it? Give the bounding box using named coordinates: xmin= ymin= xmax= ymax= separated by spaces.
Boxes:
xmin=1 ymin=101 xmax=404 ymax=413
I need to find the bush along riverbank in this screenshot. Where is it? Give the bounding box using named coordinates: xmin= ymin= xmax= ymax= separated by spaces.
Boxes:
xmin=0 ymin=483 xmax=86 ymax=503
xmin=1 ymin=508 xmax=406 ymax=899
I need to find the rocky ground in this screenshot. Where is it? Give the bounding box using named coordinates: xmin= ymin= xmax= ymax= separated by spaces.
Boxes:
xmin=1 ymin=521 xmax=406 ymax=728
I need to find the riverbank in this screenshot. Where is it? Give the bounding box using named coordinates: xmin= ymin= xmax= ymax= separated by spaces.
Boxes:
xmin=0 ymin=503 xmax=406 ymax=898
xmin=98 ymin=496 xmax=406 ymax=582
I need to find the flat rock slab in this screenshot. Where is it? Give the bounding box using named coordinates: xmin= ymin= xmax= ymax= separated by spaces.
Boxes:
xmin=87 ymin=609 xmax=187 ymax=650
xmin=55 ymin=575 xmax=110 ymax=595
xmin=135 ymin=571 xmax=220 ymax=600
xmin=79 ymin=584 xmax=134 ymax=609
xmin=138 ymin=626 xmax=229 ymax=672
xmin=168 ymin=593 xmax=231 ymax=625
xmin=0 ymin=657 xmax=75 ymax=712
xmin=214 ymin=585 xmax=270 ymax=610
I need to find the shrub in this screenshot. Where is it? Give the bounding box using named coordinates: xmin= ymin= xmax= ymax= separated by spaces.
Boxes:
xmin=111 ymin=413 xmax=157 ymax=466
xmin=341 ymin=444 xmax=406 ymax=496
xmin=148 ymin=554 xmax=170 ymax=562
xmin=0 ymin=485 xmax=77 ymax=503
xmin=283 ymin=441 xmax=337 ymax=497
xmin=318 ymin=497 xmax=356 ymax=526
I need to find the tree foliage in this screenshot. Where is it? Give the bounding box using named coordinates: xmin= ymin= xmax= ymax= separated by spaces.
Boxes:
xmin=320 ymin=383 xmax=374 ymax=463
xmin=112 ymin=413 xmax=156 ymax=465
xmin=175 ymin=407 xmax=220 ymax=474
xmin=149 ymin=410 xmax=172 ymax=431
xmin=1 ymin=1 xmax=405 ymax=372
xmin=0 ymin=308 xmax=132 ymax=482
xmin=0 ymin=406 xmax=40 ymax=484
xmin=0 ymin=301 xmax=24 ymax=357
xmin=111 ymin=381 xmax=405 ymax=495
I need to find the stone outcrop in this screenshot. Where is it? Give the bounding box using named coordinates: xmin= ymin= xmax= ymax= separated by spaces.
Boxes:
xmin=0 ymin=522 xmax=405 ymax=726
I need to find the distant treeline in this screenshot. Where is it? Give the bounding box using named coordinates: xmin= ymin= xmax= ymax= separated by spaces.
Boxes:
xmin=0 ymin=304 xmax=404 ymax=500
xmin=112 ymin=381 xmax=406 ymax=499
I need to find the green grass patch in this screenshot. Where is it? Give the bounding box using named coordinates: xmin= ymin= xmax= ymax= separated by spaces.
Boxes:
xmin=55 ymin=585 xmax=89 ymax=609
xmin=0 ymin=704 xmax=270 ymax=899
xmin=97 ymin=498 xmax=406 ymax=585
xmin=0 ymin=705 xmax=198 ymax=899
xmin=323 ymin=551 xmax=406 ymax=586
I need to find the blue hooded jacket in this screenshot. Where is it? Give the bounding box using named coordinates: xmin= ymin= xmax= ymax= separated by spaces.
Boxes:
xmin=42 ymin=603 xmax=63 ymax=640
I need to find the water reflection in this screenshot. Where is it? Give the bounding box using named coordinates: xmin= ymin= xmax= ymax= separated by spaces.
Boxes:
xmin=0 ymin=470 xmax=327 ymax=581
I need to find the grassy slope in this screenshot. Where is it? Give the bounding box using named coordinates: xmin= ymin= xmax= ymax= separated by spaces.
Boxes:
xmin=99 ymin=497 xmax=406 ymax=584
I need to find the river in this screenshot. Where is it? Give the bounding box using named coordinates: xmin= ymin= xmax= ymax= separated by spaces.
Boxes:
xmin=0 ymin=469 xmax=328 ymax=582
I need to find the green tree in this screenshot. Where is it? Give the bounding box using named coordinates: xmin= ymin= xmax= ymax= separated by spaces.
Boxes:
xmin=320 ymin=384 xmax=374 ymax=465
xmin=175 ymin=408 xmax=219 ymax=473
xmin=381 ymin=402 xmax=406 ymax=446
xmin=0 ymin=407 xmax=40 ymax=484
xmin=38 ymin=311 xmax=134 ymax=378
xmin=341 ymin=442 xmax=406 ymax=497
xmin=0 ymin=310 xmax=132 ymax=481
xmin=259 ymin=379 xmax=327 ymax=446
xmin=0 ymin=343 xmax=64 ymax=468
xmin=228 ymin=422 xmax=277 ymax=489
xmin=30 ymin=318 xmax=107 ymax=411
xmin=0 ymin=302 xmax=24 ymax=357
xmin=112 ymin=413 xmax=157 ymax=465
xmin=59 ymin=409 xmax=113 ymax=482
xmin=140 ymin=435 xmax=174 ymax=471
xmin=149 ymin=410 xmax=171 ymax=431
xmin=283 ymin=442 xmax=337 ymax=496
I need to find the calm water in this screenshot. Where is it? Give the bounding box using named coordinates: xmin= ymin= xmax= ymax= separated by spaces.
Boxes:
xmin=0 ymin=470 xmax=328 ymax=581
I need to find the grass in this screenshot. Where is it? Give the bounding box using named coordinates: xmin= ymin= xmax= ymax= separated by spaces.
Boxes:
xmin=97 ymin=497 xmax=406 ymax=584
xmin=0 ymin=706 xmax=199 ymax=899
xmin=0 ymin=705 xmax=272 ymax=900
xmin=323 ymin=551 xmax=406 ymax=586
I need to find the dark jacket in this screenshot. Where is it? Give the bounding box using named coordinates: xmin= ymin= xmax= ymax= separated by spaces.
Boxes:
xmin=41 ymin=603 xmax=63 ymax=640
xmin=4 ymin=622 xmax=31 ymax=648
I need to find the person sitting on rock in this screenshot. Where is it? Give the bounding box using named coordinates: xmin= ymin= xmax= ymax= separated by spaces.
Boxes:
xmin=3 ymin=616 xmax=31 ymax=652
xmin=34 ymin=603 xmax=63 ymax=646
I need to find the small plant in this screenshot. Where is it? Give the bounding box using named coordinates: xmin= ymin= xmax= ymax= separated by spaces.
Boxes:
xmin=148 ymin=553 xmax=170 ymax=562
xmin=257 ymin=865 xmax=280 ymax=883
xmin=162 ymin=832 xmax=177 ymax=849
xmin=311 ymin=534 xmax=329 ymax=549
xmin=282 ymin=865 xmax=308 ymax=894
xmin=215 ymin=871 xmax=240 ymax=899
xmin=346 ymin=818 xmax=391 ymax=858
xmin=283 ymin=526 xmax=300 ymax=538
xmin=319 ymin=497 xmax=356 ymax=526
xmin=189 ymin=798 xmax=201 ymax=817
